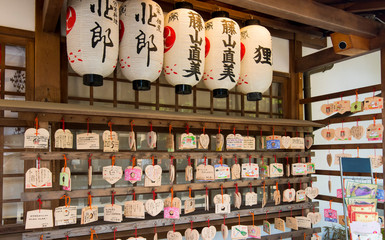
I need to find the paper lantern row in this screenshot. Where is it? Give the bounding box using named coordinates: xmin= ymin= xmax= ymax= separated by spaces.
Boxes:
xmin=66 ymin=0 xmax=272 ymax=100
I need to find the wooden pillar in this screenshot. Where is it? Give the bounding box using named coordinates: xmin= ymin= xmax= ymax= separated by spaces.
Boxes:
xmin=289 ymin=38 xmax=303 ymax=120
xmin=381 ymin=47 xmax=385 ymax=215
xmin=34 ymin=0 xmax=61 ymax=102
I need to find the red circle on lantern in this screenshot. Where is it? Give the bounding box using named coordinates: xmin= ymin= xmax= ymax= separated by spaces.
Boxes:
xmin=205 ymin=37 xmax=210 ymax=58
xmin=66 ymin=6 xmax=76 ymax=35
xmin=119 ymin=20 xmax=124 ymax=43
xmin=240 ymin=42 xmax=246 ymax=61
xmin=164 ymin=26 xmax=176 ymax=53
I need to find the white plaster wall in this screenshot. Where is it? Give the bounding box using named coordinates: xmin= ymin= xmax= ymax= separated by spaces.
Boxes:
xmin=303 ymin=37 xmax=383 ymax=237
xmin=272 ymin=36 xmax=289 ymax=73
xmin=0 ymin=0 xmax=35 ymax=31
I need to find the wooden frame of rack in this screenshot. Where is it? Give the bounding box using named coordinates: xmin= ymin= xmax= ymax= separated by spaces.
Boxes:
xmin=0 ymin=100 xmax=323 ymax=240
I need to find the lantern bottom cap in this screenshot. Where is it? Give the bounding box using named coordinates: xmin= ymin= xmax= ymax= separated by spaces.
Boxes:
xmin=247 ymin=92 xmax=263 ymax=101
xmin=133 ymin=80 xmax=151 ymax=91
xmin=83 ymin=74 xmax=103 ymax=87
xmin=213 ymin=88 xmax=229 ymax=98
xmin=175 ymin=84 xmax=192 ymax=95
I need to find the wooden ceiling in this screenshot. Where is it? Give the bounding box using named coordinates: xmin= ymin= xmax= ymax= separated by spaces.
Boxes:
xmin=42 ymin=0 xmax=385 ymax=50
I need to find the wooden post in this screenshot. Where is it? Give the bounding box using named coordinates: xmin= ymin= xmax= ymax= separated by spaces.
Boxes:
xmin=289 ymin=38 xmax=303 ymax=120
xmin=381 ymin=47 xmax=385 ymax=216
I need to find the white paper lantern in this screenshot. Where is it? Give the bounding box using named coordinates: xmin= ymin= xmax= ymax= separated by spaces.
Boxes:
xmin=119 ymin=0 xmax=164 ymax=91
xmin=66 ymin=0 xmax=119 ymax=86
xmin=203 ymin=11 xmax=240 ymax=98
xmin=163 ymin=2 xmax=205 ymax=94
xmin=238 ymin=20 xmax=272 ymax=101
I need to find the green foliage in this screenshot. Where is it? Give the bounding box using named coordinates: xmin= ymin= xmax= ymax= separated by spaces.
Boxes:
xmin=323 ymin=225 xmax=347 ymax=240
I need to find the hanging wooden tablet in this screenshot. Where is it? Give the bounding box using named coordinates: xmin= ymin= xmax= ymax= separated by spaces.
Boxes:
xmin=170 ymin=161 xmax=175 ymax=184
xmin=196 ymin=164 xmax=215 ymax=181
xmin=128 ymin=130 xmax=136 ymax=151
xmin=216 ymin=133 xmax=224 ymax=151
xmin=167 ymin=231 xmax=182 ymax=240
xmin=327 ymin=153 xmax=333 ymax=167
xmin=55 ymin=129 xmax=73 ymax=149
xmin=290 ymin=137 xmax=305 ymax=149
xmin=167 ymin=131 xmax=175 ymax=152
xmin=231 ymin=225 xmax=248 ymax=239
xmin=307 ymin=212 xmax=322 ymax=225
xmin=260 ymin=164 xmax=269 ymax=179
xmin=328 ymin=178 xmax=332 ymax=193
xmin=321 ymin=128 xmax=335 ymax=141
xmin=145 ymin=164 xmax=162 ymax=182
xmin=214 ymin=163 xmax=230 ymax=179
xmin=26 ymin=209 xmax=54 ymax=229
xmin=351 ymin=101 xmax=363 ymax=113
xmin=25 ymin=164 xmax=52 ymax=189
xmin=245 ymin=191 xmax=258 ymax=206
xmin=286 ymin=217 xmax=298 ymax=230
xmin=77 ymin=132 xmax=100 ymax=150
xmin=243 ymin=136 xmax=255 ymax=150
xmin=104 ymin=204 xmax=122 ymax=223
xmin=234 ymin=191 xmax=242 ymax=209
xmin=305 ymin=135 xmax=313 ymax=149
xmin=274 ymin=217 xmax=285 ymax=231
xmin=281 ymin=136 xmax=292 ymax=149
xmin=364 ymin=96 xmax=383 ymax=110
xmin=296 ymin=216 xmax=311 ymax=228
xmin=185 ymin=228 xmax=199 ymax=240
xmin=311 ymin=234 xmax=322 ymax=240
xmin=366 ymin=123 xmax=384 ymax=141
xmin=324 ymin=208 xmax=337 ymax=223
xmin=334 ymin=100 xmax=351 ymax=114
xmin=274 ymin=182 xmax=281 ymax=205
xmin=283 ymin=188 xmax=296 ymax=202
xmin=266 ymin=135 xmax=281 ymax=149
xmin=205 ymin=189 xmax=209 ymax=211
xmin=55 ymin=205 xmax=77 ymax=226
xmin=214 ymin=192 xmax=231 ymax=214
xmin=321 ymin=103 xmax=335 ymax=116
xmin=184 ymin=188 xmax=196 ymax=214
xmin=226 ymin=133 xmax=244 ymax=150
xmin=180 ymin=133 xmax=197 ymax=150
xmin=335 ymin=127 xmax=351 ymax=141
xmin=199 ymin=133 xmax=210 ymax=149
xmin=296 ymin=190 xmax=306 ymax=202
xmin=262 ymin=182 xmax=267 ymax=208
xmin=81 ymin=206 xmax=98 ymax=224
xmin=292 ymin=163 xmax=307 ymax=175
xmin=60 ymin=166 xmax=71 ymax=188
xmin=104 ymin=156 xmax=123 ymax=184
xmin=147 ymin=131 xmax=157 ymax=149
xmin=24 ymin=127 xmax=50 ymax=149
xmin=145 ymin=198 xmax=164 ymax=217
xmin=262 ymin=220 xmax=271 ymax=234
xmin=305 ymin=186 xmax=319 ymax=199
xmin=125 ymin=162 xmax=142 ymax=184
xmin=185 ymin=165 xmax=193 ymax=181
xmin=369 ymin=155 xmax=383 ymax=169
xmin=270 ymin=163 xmax=284 ymax=177
xmin=124 ymin=200 xmax=145 ymax=219
xmin=231 ymin=163 xmax=241 ymax=180
xmin=164 ymin=197 xmax=182 ymax=210
xmin=201 ymin=226 xmax=216 ymax=240
xmin=307 ymin=162 xmax=315 ymax=174
xmin=241 ymin=163 xmax=259 ymax=178
xmin=103 ymin=127 xmax=120 ymax=152
xmin=221 ymin=224 xmax=228 ymax=240
xmin=351 ymin=125 xmax=364 ymax=140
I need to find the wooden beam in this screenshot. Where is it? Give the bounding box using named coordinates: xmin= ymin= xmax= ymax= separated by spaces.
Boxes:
xmin=333 ymin=0 xmax=385 ymax=13
xmin=381 ymin=46 xmax=385 ymax=216
xmin=299 ymin=84 xmax=381 ymax=104
xmin=42 ymin=0 xmax=64 ymax=32
xmin=157 ymin=0 xmax=327 ymax=49
xmin=311 ymin=143 xmax=382 ymax=150
xmin=214 ymin=0 xmax=382 ymax=38
xmin=0 ymin=100 xmax=324 ymax=129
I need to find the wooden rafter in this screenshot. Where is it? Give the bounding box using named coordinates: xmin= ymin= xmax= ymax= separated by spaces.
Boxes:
xmin=214 ymin=0 xmax=383 ymax=38
xmin=42 ymin=0 xmax=64 ymax=32
xmin=330 ymin=0 xmax=385 ymax=13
